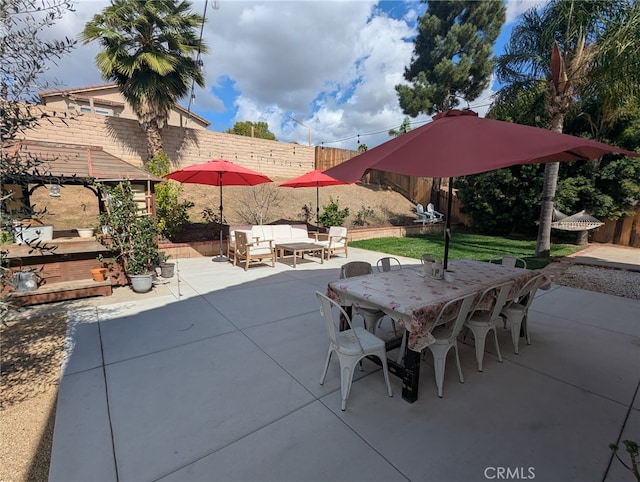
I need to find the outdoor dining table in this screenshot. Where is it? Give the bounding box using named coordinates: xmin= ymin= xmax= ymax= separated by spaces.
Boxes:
xmin=327 ymin=259 xmax=541 ymax=403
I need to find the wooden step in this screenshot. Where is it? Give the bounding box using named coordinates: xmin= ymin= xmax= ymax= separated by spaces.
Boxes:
xmin=9 ymin=279 xmax=113 ymax=306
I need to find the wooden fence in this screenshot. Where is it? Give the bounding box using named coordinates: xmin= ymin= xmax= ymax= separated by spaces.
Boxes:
xmin=591 ymin=208 xmax=640 ymax=247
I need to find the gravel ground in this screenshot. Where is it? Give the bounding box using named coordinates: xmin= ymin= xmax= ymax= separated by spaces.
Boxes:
xmin=555 ymin=264 xmax=640 ymax=300
xmin=0 ymin=312 xmax=66 ymax=482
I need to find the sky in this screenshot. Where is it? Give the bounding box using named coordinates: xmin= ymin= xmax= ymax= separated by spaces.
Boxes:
xmin=40 ymin=0 xmax=543 ymax=150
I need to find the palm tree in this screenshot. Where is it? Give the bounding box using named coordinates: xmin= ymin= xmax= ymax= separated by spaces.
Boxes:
xmin=82 ymin=0 xmax=207 ymax=164
xmin=495 ymin=0 xmax=639 ymax=257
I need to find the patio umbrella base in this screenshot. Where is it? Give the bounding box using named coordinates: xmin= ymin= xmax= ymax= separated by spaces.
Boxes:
xmin=212 ymin=255 xmax=229 ymax=262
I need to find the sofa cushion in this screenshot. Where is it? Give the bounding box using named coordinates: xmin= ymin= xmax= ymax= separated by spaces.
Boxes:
xmin=246 ymin=224 xmax=315 ymax=245
xmin=270 ymin=225 xmax=292 ymax=240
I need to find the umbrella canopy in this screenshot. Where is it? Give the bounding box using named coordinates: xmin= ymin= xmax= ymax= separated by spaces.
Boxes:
xmin=164 ymin=159 xmax=272 ymax=186
xmin=279 ymin=169 xmax=356 ymax=228
xmin=164 ymin=159 xmax=272 ymax=261
xmin=324 ymin=109 xmax=638 ymax=266
xmin=325 ymin=109 xmax=637 ymax=181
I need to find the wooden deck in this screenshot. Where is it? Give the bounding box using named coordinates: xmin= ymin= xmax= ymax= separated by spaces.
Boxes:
xmin=9 ymin=279 xmax=113 ymax=306
xmin=2 ymin=236 xmax=126 ymax=305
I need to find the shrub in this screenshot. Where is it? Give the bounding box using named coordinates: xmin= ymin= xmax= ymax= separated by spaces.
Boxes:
xmin=353 ymin=205 xmax=375 ymax=226
xmin=318 ymin=197 xmax=349 ymax=227
xmin=145 ymin=152 xmax=194 ymax=239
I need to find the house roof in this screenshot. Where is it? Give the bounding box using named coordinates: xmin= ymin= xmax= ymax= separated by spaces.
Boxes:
xmin=3 ymin=140 xmax=162 ymax=185
xmin=39 ymin=83 xmax=211 ymax=127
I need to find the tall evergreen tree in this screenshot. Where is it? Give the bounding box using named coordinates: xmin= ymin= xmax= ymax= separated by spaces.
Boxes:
xmin=396 ymin=0 xmax=505 ymax=116
xmin=496 ymin=0 xmax=640 ymax=256
xmin=82 ymin=0 xmax=207 ymax=164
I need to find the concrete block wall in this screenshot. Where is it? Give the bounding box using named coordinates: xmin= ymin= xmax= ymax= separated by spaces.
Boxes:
xmin=23 ymin=109 xmax=315 ymax=178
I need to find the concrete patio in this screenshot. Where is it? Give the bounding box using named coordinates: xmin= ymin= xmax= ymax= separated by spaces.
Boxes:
xmin=48 ymin=247 xmax=639 ymax=482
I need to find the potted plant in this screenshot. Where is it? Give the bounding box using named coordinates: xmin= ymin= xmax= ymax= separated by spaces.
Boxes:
xmin=158 ymin=252 xmax=175 ymax=278
xmin=76 ymin=202 xmax=96 ymax=238
xmin=97 ymin=181 xmax=159 ymax=293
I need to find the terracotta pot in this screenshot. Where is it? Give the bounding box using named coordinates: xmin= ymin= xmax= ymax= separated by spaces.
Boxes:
xmin=91 ymin=267 xmax=107 ymax=282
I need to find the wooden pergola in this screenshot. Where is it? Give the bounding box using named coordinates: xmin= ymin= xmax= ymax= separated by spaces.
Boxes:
xmin=1 ymin=140 xmax=164 ymax=305
xmin=2 ymin=140 xmax=163 ymax=218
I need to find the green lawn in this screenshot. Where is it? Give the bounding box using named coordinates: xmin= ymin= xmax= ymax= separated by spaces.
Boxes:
xmin=349 ymin=233 xmax=585 ymax=269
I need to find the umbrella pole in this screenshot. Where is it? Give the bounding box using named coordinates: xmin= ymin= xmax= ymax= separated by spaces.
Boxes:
xmin=443 ymin=177 xmax=453 ymax=269
xmin=212 ymin=179 xmax=229 ymax=262
xmin=316 ymin=185 xmax=320 ymax=231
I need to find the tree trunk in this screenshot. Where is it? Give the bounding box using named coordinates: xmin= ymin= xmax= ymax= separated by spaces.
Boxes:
xmin=535 ymin=112 xmax=565 ymax=257
xmin=535 ymin=161 xmax=560 ymax=257
xmin=145 ymin=122 xmax=164 ymax=166
xmin=575 ymin=230 xmax=588 ymax=245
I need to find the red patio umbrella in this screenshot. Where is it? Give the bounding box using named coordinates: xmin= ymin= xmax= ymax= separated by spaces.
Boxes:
xmin=164 ymin=159 xmax=272 ymax=262
xmin=279 ymin=169 xmax=357 ymax=229
xmin=325 ymin=109 xmax=638 ymax=266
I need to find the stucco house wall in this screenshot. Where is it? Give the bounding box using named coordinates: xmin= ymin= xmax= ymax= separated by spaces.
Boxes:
xmin=39 ymin=84 xmax=210 ymax=131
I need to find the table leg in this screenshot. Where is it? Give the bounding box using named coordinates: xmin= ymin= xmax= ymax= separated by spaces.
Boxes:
xmin=401 ymin=349 xmax=421 ymax=403
xmin=320 ymin=248 xmax=324 ymax=264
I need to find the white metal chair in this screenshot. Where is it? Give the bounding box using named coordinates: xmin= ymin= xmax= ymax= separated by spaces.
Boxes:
xmin=420 ymin=253 xmax=435 ymax=264
xmin=490 ymin=255 xmax=527 ymax=269
xmin=375 ymin=257 xmax=401 ymax=335
xmin=424 ymin=292 xmax=478 ymax=398
xmin=376 ymin=256 xmax=402 ymax=273
xmin=316 ymin=292 xmax=393 ymax=411
xmin=426 ymin=203 xmax=445 ymax=223
xmin=500 ymin=273 xmax=545 ymax=354
xmin=464 ymin=280 xmax=514 ymax=372
xmin=340 ymin=261 xmax=387 ymax=334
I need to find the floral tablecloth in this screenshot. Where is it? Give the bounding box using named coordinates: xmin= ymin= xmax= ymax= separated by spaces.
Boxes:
xmin=327 ymin=259 xmax=540 ymax=353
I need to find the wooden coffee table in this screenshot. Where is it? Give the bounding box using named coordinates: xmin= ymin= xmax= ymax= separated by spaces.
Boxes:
xmin=275 ymin=242 xmax=325 ymax=268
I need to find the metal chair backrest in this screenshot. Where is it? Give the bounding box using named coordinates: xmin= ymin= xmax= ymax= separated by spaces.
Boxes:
xmin=420 ymin=253 xmax=435 ymax=264
xmin=490 ymin=255 xmax=527 ymax=269
xmin=376 ymin=257 xmax=402 ymax=272
xmin=435 ymin=292 xmax=478 ymax=339
xmin=316 ymin=291 xmax=363 ymax=352
xmin=511 ymin=273 xmax=545 ymax=309
xmin=340 ymin=261 xmax=373 ymax=279
xmin=471 ymin=280 xmax=515 ymax=321
xmin=502 ymin=256 xmax=527 ymax=269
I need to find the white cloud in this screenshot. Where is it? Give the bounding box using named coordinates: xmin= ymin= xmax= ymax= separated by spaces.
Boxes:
xmin=36 ymin=1 xmax=506 ymax=150
xmin=505 ymin=0 xmax=546 ymax=25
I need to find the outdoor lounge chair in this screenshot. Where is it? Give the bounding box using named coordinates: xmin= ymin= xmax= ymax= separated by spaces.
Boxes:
xmin=233 ymin=231 xmax=276 ymax=270
xmin=414 ymin=203 xmax=428 ymax=224
xmin=315 ymin=226 xmax=348 ymax=259
xmin=316 ymin=291 xmax=393 ymax=411
xmin=426 ymin=203 xmax=445 ymax=223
